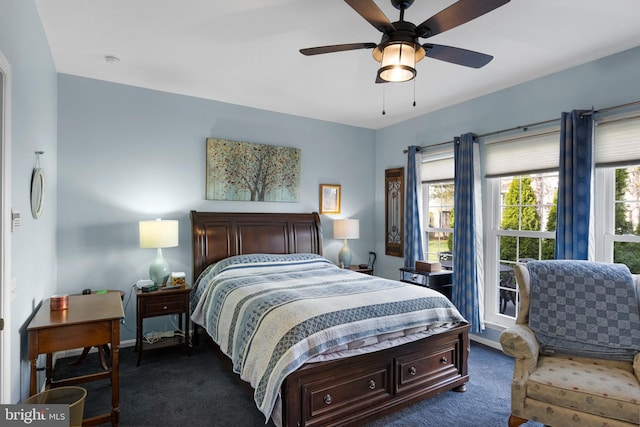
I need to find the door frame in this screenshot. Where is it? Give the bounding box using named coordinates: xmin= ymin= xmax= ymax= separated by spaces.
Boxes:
xmin=0 ymin=48 xmax=13 ymax=404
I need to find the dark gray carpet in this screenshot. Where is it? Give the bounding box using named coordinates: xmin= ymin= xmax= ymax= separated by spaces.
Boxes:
xmin=53 ymin=339 xmax=544 ymax=427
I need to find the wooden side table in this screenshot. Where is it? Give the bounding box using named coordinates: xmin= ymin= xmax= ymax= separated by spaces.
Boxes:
xmin=71 ymin=290 xmax=125 ymax=370
xmin=136 ymin=286 xmax=192 ymax=366
xmin=399 ymin=268 xmax=453 ymax=299
xmin=27 ymin=292 xmax=124 ymax=426
xmin=348 ymin=265 xmax=374 ymax=275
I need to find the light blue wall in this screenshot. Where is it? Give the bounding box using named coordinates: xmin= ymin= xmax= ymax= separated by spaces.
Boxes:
xmin=374 ymin=45 xmax=640 ymax=340
xmin=5 ymin=0 xmax=640 ymax=404
xmin=57 ymin=75 xmax=376 ymax=342
xmin=0 ymin=0 xmax=58 ymax=402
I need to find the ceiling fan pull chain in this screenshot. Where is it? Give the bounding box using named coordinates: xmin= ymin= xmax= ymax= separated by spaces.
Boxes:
xmin=413 ymin=79 xmax=416 ymax=107
xmin=382 ymin=86 xmax=386 ymax=115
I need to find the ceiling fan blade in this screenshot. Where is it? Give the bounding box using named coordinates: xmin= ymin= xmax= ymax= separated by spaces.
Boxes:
xmin=415 ymin=0 xmax=510 ymax=38
xmin=344 ymin=0 xmax=395 ymax=33
xmin=423 ymin=44 xmax=493 ymax=68
xmin=300 ymin=42 xmax=377 ymax=56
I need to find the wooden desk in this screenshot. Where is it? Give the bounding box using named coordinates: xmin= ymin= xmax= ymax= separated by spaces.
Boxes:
xmin=28 ymin=292 xmax=124 ymax=426
xmin=70 ymin=290 xmax=125 ymax=370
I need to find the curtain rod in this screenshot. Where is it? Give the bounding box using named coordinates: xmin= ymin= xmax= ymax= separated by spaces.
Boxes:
xmin=403 ymin=99 xmax=640 ymax=153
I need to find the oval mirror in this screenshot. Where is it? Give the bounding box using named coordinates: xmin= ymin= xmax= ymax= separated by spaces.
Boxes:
xmin=31 ymin=168 xmax=45 ymax=219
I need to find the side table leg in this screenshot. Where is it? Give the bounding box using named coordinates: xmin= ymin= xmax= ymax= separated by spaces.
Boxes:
xmin=45 ymin=353 xmax=53 ymax=388
xmin=98 ymin=346 xmax=109 ymax=370
xmin=69 ymin=346 xmax=91 ymax=365
xmin=185 ymin=311 xmax=191 ymax=356
xmin=29 ymin=358 xmax=37 ymax=396
xmin=136 ymin=303 xmax=142 ymax=367
xmin=28 ymin=330 xmax=37 ymax=396
xmin=111 ymin=320 xmax=120 ymax=426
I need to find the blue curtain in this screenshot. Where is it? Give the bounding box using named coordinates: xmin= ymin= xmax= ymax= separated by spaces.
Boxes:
xmin=452 ymin=133 xmax=483 ymax=332
xmin=404 ymin=146 xmax=424 ymax=268
xmin=555 ymin=110 xmax=594 ymax=260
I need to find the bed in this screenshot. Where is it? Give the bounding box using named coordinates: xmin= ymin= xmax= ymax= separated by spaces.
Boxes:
xmin=190 ymin=211 xmax=470 ymax=426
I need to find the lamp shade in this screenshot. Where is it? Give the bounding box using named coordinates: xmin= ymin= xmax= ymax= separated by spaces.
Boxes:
xmin=334 ymin=218 xmax=359 ymax=240
xmin=378 ymin=42 xmax=416 ymax=83
xmin=139 ymin=219 xmax=179 ymax=248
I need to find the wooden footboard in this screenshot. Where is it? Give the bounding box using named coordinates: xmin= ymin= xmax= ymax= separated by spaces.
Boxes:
xmin=280 ymin=322 xmax=470 ymax=427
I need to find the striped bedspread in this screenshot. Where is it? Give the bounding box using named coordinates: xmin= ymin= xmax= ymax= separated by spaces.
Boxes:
xmin=190 ymin=253 xmax=466 ymax=421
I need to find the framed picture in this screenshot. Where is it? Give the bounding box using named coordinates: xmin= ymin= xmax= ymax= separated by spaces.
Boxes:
xmin=205 ymin=138 xmax=300 ymax=202
xmin=319 ymin=184 xmax=341 ymax=214
xmin=385 ymin=167 xmax=404 ymax=257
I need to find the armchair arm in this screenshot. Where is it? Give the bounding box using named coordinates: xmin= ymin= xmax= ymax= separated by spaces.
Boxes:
xmin=500 ymin=325 xmax=540 ymax=415
xmin=501 ymin=325 xmax=538 ymax=358
xmin=500 ymin=325 xmax=540 ymax=376
xmin=634 ymin=352 xmax=640 ymax=381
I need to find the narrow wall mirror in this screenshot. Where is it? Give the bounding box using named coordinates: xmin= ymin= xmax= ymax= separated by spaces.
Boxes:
xmin=31 ymin=167 xmax=45 ymax=219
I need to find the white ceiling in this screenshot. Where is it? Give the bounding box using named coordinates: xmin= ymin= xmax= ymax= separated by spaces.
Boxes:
xmin=35 ymin=0 xmax=640 ymax=129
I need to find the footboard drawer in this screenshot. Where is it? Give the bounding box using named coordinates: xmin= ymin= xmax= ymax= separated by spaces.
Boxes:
xmin=301 ymin=360 xmax=393 ymax=426
xmin=280 ymin=323 xmax=470 ymax=427
xmin=396 ymin=338 xmax=461 ymax=394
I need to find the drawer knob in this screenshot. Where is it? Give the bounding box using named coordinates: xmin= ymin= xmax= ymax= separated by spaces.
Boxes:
xmin=163 ymin=306 xmax=168 ymax=310
xmin=368 ymin=380 xmax=376 ymax=390
xmin=409 ymin=366 xmax=417 ymax=376
xmin=440 ymin=357 xmax=448 ymax=364
xmin=323 ymin=394 xmax=332 ymax=405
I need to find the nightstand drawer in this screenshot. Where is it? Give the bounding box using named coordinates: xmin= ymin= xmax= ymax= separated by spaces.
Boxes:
xmin=400 ymin=270 xmax=428 ymax=286
xmin=145 ymin=299 xmax=185 ymax=315
xmin=399 ymin=268 xmax=453 ymax=299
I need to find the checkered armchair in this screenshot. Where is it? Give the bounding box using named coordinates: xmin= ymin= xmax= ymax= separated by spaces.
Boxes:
xmin=500 ymin=260 xmax=640 ymax=427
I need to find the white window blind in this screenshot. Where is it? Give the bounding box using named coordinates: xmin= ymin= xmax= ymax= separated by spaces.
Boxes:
xmin=595 ymin=114 xmax=640 ymax=167
xmin=483 ymin=127 xmax=560 ymax=177
xmin=420 ymin=144 xmax=454 ymax=182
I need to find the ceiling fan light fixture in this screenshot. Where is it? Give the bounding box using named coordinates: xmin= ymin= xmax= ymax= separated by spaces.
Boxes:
xmin=377 ymin=41 xmax=420 ymax=82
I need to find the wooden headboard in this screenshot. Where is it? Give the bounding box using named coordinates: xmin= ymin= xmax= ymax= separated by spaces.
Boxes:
xmin=190 ymin=211 xmax=323 ymax=281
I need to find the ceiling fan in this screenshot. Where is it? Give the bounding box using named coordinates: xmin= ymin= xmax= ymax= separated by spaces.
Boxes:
xmin=300 ymin=0 xmax=510 ymax=83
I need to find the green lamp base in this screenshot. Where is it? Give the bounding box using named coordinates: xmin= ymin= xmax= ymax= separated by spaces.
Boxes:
xmin=149 ymin=248 xmax=170 ymax=286
xmin=338 ymin=242 xmax=352 ymax=268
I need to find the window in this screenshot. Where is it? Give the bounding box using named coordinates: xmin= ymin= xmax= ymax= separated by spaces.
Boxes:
xmin=420 ymin=145 xmax=454 ymax=266
xmin=611 ymin=167 xmax=640 ymax=273
xmin=485 ymin=126 xmax=560 ymax=326
xmin=486 ymin=111 xmax=640 ymax=328
xmin=593 ymin=113 xmax=640 ymax=274
xmin=494 ymin=173 xmax=558 ymax=318
xmin=423 ymin=181 xmax=454 ymax=265
xmin=594 ymin=165 xmax=640 ymax=274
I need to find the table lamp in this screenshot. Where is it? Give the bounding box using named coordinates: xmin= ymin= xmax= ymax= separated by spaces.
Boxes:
xmin=139 ymin=218 xmax=179 ymax=286
xmin=334 ymin=218 xmax=359 ymax=268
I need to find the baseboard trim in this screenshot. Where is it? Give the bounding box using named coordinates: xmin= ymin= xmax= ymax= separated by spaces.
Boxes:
xmin=470 ymin=334 xmax=501 ymax=351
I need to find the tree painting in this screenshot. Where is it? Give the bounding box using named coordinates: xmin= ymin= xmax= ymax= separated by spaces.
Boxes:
xmin=206 ymin=138 xmax=300 ymax=202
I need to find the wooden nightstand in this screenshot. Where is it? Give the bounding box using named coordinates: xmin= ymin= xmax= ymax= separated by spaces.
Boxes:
xmin=399 ymin=268 xmax=453 ymax=299
xmin=348 ymin=265 xmax=374 ymax=275
xmin=135 ymin=286 xmax=192 ymax=366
